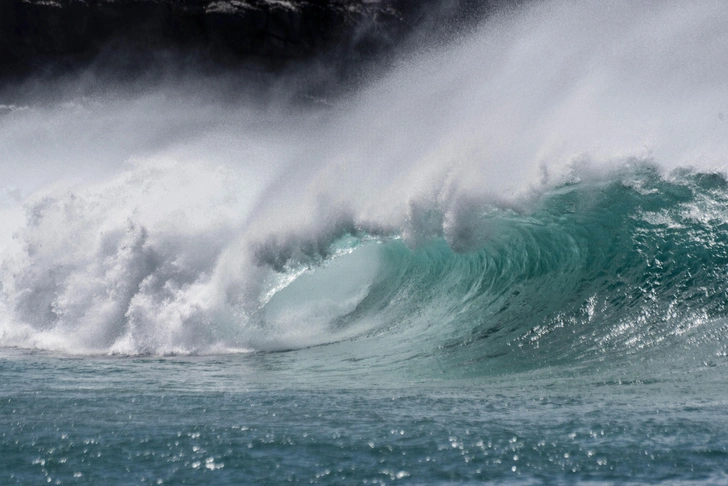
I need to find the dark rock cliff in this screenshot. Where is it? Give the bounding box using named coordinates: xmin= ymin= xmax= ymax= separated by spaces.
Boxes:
xmin=0 ymin=0 xmax=507 ymax=83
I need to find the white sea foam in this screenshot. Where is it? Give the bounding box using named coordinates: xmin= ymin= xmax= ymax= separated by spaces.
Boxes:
xmin=1 ymin=0 xmax=727 ymax=354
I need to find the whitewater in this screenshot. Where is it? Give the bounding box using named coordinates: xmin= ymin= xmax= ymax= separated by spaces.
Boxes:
xmin=3 ymin=0 xmax=728 ymax=483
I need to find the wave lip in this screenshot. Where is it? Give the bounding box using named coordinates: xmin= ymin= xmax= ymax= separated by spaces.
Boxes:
xmin=245 ymin=165 xmax=728 ymax=377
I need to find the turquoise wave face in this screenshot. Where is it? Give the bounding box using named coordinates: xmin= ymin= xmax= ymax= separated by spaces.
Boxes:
xmin=257 ymin=164 xmax=728 ymax=378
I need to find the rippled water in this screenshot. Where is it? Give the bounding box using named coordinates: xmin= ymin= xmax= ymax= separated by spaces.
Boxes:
xmin=3 ymin=349 xmax=728 ymax=484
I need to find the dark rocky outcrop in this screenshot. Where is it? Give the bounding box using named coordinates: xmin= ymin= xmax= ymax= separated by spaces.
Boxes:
xmin=0 ymin=0 xmax=509 ymax=85
xmin=0 ymin=1 xmax=384 ymax=76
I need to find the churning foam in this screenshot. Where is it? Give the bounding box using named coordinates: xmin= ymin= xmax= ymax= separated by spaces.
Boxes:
xmin=0 ymin=0 xmax=727 ymax=354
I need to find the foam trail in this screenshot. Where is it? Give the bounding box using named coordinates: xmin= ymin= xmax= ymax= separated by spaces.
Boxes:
xmin=0 ymin=0 xmax=727 ymax=356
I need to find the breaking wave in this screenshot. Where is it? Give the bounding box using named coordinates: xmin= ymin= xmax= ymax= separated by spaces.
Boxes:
xmin=1 ymin=0 xmax=727 ymax=376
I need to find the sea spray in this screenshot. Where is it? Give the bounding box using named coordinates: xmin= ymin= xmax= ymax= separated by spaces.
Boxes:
xmin=0 ymin=0 xmax=727 ymax=362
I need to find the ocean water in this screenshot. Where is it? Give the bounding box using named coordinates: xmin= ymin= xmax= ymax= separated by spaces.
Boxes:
xmin=3 ymin=0 xmax=728 ymax=484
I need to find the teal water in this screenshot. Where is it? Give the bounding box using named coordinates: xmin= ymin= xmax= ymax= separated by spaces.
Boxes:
xmin=3 ymin=350 xmax=728 ymax=485
xmin=4 ymin=167 xmax=728 ymax=484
